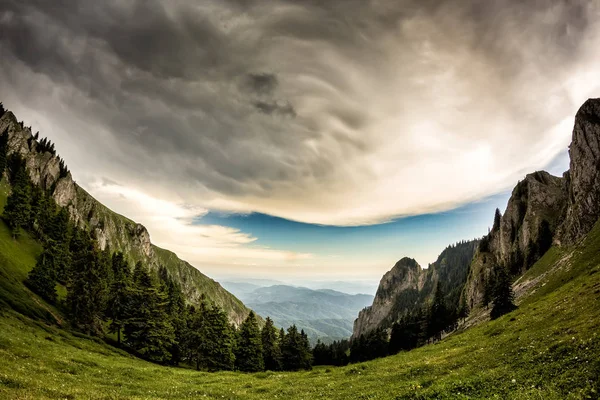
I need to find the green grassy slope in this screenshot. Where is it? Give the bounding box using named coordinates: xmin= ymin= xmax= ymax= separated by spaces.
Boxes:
xmin=1 ymin=215 xmax=599 ymax=398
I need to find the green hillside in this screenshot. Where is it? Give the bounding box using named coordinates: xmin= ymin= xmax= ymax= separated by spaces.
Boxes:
xmin=1 ymin=203 xmax=599 ymax=398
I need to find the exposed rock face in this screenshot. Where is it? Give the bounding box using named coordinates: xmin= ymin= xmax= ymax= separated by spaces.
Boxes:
xmin=353 ymin=240 xmax=478 ymax=338
xmin=465 ymin=98 xmax=600 ymax=310
xmin=0 ymin=110 xmax=251 ymax=326
xmin=356 ymin=98 xmax=600 ymax=334
xmin=354 ymin=258 xmax=422 ymax=338
xmin=557 ymin=98 xmax=600 ymax=245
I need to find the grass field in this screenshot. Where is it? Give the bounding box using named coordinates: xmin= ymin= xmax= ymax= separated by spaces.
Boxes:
xmin=0 ymin=214 xmax=599 ymax=399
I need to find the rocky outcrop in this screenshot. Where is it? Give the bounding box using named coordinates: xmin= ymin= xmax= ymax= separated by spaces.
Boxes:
xmin=353 ymin=240 xmax=478 ymax=338
xmin=353 ymin=258 xmax=422 ymax=338
xmin=463 ymin=171 xmax=569 ymax=308
xmin=556 ymin=99 xmax=600 ymax=245
xmin=356 ymin=98 xmax=600 ymax=335
xmin=465 ymin=98 xmax=600 ymax=311
xmin=0 ymin=110 xmax=251 ymax=326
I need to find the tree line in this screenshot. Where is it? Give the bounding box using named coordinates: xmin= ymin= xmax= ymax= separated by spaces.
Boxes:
xmin=313 ymin=274 xmax=515 ymax=366
xmin=0 ymin=136 xmax=312 ymax=372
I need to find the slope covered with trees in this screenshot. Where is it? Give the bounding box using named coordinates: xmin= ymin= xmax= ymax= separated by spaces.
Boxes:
xmin=0 ymin=106 xmax=251 ymax=325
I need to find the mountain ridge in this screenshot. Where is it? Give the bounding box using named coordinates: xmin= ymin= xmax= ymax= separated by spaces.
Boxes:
xmin=0 ymin=109 xmax=252 ymax=325
xmin=354 ymin=98 xmax=600 ymax=339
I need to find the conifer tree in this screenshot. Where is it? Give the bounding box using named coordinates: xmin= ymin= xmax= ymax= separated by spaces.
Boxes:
xmin=490 ymin=265 xmax=516 ymax=320
xmin=4 ymin=156 xmax=32 ymax=237
xmin=281 ymin=325 xmax=312 ymax=371
xmin=261 ymin=317 xmax=282 ymax=371
xmin=66 ymin=230 xmax=110 ymax=335
xmin=0 ymin=128 xmax=8 ymax=177
xmin=202 ymin=306 xmax=235 ymax=371
xmin=106 ymin=252 xmax=131 ymax=345
xmin=26 ymin=240 xmax=60 ymax=302
xmin=428 ymin=281 xmax=448 ymax=341
xmin=123 ymin=262 xmax=175 ymax=363
xmin=158 ymin=266 xmax=187 ymax=365
xmin=235 ymin=311 xmax=264 ymax=372
xmin=299 ymin=329 xmax=313 ymax=370
xmin=493 ymin=208 xmax=502 ymax=232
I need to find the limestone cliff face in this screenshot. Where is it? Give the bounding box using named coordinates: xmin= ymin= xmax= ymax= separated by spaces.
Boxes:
xmin=557 ymin=99 xmax=600 ymax=245
xmin=465 ymin=98 xmax=600 ymax=310
xmin=356 ymin=98 xmax=600 ymax=335
xmin=353 ymin=258 xmax=422 ymax=338
xmin=353 ymin=240 xmax=478 ymax=338
xmin=0 ymin=111 xmax=251 ymax=326
xmin=463 ymin=171 xmax=568 ymax=309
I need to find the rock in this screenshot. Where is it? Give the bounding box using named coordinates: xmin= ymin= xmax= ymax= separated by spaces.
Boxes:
xmin=353 ymin=240 xmax=478 ymax=338
xmin=556 ymin=98 xmax=600 ymax=245
xmin=0 ymin=110 xmax=252 ymax=325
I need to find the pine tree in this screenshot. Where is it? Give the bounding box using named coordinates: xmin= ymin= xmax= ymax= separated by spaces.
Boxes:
xmin=490 ymin=265 xmax=516 ymax=320
xmin=26 ymin=240 xmax=60 ymax=302
xmin=235 ymin=311 xmax=264 ymax=372
xmin=428 ymin=281 xmax=448 ymax=341
xmin=158 ymin=266 xmax=186 ymax=365
xmin=106 ymin=252 xmax=131 ymax=345
xmin=281 ymin=325 xmax=311 ymax=371
xmin=66 ymin=230 xmax=110 ymax=335
xmin=493 ymin=208 xmax=502 ymax=232
xmin=0 ymin=128 xmax=8 ymax=178
xmin=123 ymin=262 xmax=175 ymax=363
xmin=4 ymin=156 xmax=32 ymax=237
xmin=261 ymin=317 xmax=282 ymax=371
xmin=202 ymin=306 xmax=235 ymax=371
xmin=0 ymin=102 xmax=5 ymax=117
xmin=299 ymin=329 xmax=313 ymax=370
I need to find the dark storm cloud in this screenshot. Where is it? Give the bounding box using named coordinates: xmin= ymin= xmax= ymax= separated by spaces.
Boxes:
xmin=254 ymin=101 xmax=296 ymax=117
xmin=244 ymin=73 xmax=279 ymax=95
xmin=1 ymin=0 xmax=599 ymax=225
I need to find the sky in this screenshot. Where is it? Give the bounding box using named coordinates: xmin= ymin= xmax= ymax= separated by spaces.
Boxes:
xmin=1 ymin=0 xmax=599 ymax=284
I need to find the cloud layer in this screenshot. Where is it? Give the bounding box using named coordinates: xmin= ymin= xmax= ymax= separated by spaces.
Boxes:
xmin=1 ymin=0 xmax=600 ymax=227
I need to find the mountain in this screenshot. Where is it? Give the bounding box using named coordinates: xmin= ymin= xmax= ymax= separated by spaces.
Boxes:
xmin=355 ymin=98 xmax=600 ymax=338
xmin=230 ymin=284 xmax=374 ymax=342
xmin=464 ymin=98 xmax=600 ymax=311
xmin=353 ymin=240 xmax=478 ymax=338
xmin=0 ymin=110 xmax=252 ymax=325
xmin=303 ymin=280 xmax=379 ymax=295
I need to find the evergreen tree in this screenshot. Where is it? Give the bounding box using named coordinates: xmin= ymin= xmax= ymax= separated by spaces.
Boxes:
xmin=0 ymin=102 xmax=5 ymax=117
xmin=428 ymin=281 xmax=448 ymax=341
xmin=106 ymin=252 xmax=131 ymax=345
xmin=158 ymin=266 xmax=186 ymax=365
xmin=281 ymin=325 xmax=312 ymax=371
xmin=261 ymin=317 xmax=282 ymax=371
xmin=235 ymin=311 xmax=264 ymax=372
xmin=299 ymin=329 xmax=313 ymax=370
xmin=26 ymin=240 xmax=60 ymax=302
xmin=0 ymin=128 xmax=8 ymax=177
xmin=202 ymin=306 xmax=235 ymax=371
xmin=66 ymin=230 xmax=110 ymax=335
xmin=183 ymin=300 xmax=235 ymax=371
xmin=4 ymin=156 xmax=32 ymax=237
xmin=123 ymin=262 xmax=175 ymax=363
xmin=490 ymin=265 xmax=516 ymax=319
xmin=493 ymin=208 xmax=502 ymax=232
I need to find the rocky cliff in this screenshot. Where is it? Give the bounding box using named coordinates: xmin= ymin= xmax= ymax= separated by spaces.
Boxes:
xmin=0 ymin=110 xmax=251 ymax=325
xmin=353 ymin=240 xmax=478 ymax=338
xmin=465 ymin=98 xmax=600 ymax=311
xmin=355 ymin=98 xmax=600 ymax=336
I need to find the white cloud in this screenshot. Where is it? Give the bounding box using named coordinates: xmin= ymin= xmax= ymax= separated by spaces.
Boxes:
xmin=88 ymin=180 xmax=313 ymax=269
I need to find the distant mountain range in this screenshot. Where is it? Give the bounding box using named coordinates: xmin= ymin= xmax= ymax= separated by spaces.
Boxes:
xmin=222 ymin=282 xmax=374 ymax=343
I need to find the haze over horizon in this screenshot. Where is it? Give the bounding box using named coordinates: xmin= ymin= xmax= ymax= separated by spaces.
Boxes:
xmin=1 ymin=0 xmax=599 ymax=281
